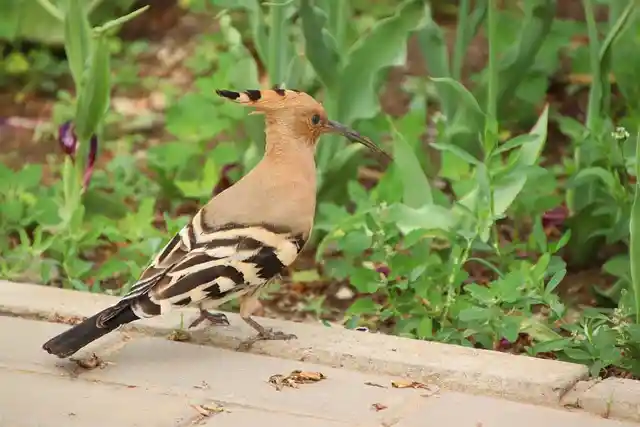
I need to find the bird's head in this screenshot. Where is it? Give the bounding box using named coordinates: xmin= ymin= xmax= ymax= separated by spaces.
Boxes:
xmin=216 ymin=88 xmax=390 ymax=160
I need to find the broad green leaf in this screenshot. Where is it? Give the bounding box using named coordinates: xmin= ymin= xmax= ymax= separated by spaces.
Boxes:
xmin=337 ymin=0 xmax=425 ymax=124
xmin=431 ymin=142 xmax=482 ymax=166
xmin=347 ymin=297 xmax=379 ymax=315
xmin=570 ymin=167 xmax=618 ymax=192
xmin=390 ymin=119 xmax=433 ymax=207
xmin=545 ymin=268 xmax=567 ymax=294
xmin=266 ymin=0 xmax=292 ymax=86
xmin=416 ymin=4 xmax=449 ymax=76
xmin=492 ymin=134 xmax=539 ymax=156
xmin=485 ymin=0 xmax=556 ymax=114
xmin=212 ymin=0 xmax=268 ymax=62
xmin=75 ymin=33 xmax=110 ymax=142
xmin=300 ymin=0 xmax=339 ymax=90
xmin=63 ymin=0 xmax=93 ymax=89
xmin=458 ymin=103 xmax=549 ymax=217
xmin=385 ymin=203 xmax=457 ymax=234
xmin=430 ymin=76 xmax=485 ymax=133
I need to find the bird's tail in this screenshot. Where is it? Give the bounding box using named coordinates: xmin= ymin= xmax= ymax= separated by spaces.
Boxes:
xmin=42 ymin=304 xmax=139 ymax=358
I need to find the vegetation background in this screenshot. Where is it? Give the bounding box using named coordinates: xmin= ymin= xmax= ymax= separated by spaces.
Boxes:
xmin=1 ymin=0 xmax=640 ymax=379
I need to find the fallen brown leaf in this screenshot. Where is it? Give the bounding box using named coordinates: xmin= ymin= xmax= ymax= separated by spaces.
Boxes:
xmin=268 ymin=370 xmax=327 ymax=390
xmin=391 ymin=380 xmax=428 ymax=389
xmin=191 ymin=403 xmax=225 ymax=417
xmin=371 ymin=403 xmax=388 ymax=412
xmin=167 ymin=329 xmax=191 ymax=342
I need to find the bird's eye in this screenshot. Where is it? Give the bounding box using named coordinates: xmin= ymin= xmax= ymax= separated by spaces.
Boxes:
xmin=311 ymin=114 xmax=321 ymax=125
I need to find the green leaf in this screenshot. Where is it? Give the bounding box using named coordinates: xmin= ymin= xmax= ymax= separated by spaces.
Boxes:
xmin=416 ymin=316 xmax=433 ymax=339
xmin=75 ymin=33 xmax=110 ymax=142
xmin=337 ymin=0 xmax=425 ymax=124
xmin=212 ymin=0 xmax=268 ymax=62
xmin=545 ymin=268 xmax=566 ymax=294
xmin=385 ymin=203 xmax=457 ymax=234
xmin=492 ymin=134 xmax=539 ymax=156
xmin=459 ymin=103 xmax=549 ymax=217
xmin=389 ymin=119 xmax=433 ymax=207
xmin=338 ymin=229 xmax=372 ymax=256
xmin=465 ymin=284 xmax=495 ymax=304
xmin=563 ymin=347 xmax=593 ymax=361
xmin=431 ymin=142 xmax=482 ymax=166
xmin=430 ymin=76 xmax=485 ymax=133
xmin=500 ymin=316 xmax=521 ymax=343
xmin=529 ymin=338 xmax=572 ymax=354
xmin=350 ymin=268 xmax=381 ymax=293
xmin=570 ymin=167 xmax=618 ymax=192
xmin=63 ymin=0 xmax=93 ymax=89
xmin=347 ymin=297 xmax=379 ymax=315
xmin=458 ymin=306 xmax=492 ymax=322
xmin=416 ymin=4 xmax=449 ymax=75
xmin=300 ymin=0 xmax=339 ymax=90
xmin=491 ymin=0 xmax=556 ymax=115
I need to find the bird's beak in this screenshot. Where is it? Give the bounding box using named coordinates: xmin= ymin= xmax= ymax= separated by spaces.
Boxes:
xmin=326 ymin=120 xmax=392 ymax=160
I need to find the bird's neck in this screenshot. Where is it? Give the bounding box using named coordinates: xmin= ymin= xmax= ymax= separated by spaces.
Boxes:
xmin=262 ymin=126 xmax=317 ymax=184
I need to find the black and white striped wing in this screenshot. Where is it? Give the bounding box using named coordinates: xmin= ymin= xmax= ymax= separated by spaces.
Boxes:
xmin=109 ymin=217 xmax=306 ymax=319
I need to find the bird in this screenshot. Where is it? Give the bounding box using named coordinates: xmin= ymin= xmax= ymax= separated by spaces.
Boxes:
xmin=41 ymin=87 xmax=391 ymax=358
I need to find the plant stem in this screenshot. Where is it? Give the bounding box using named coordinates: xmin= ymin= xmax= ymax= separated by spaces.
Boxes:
xmin=267 ymin=0 xmax=288 ymax=86
xmin=36 ymin=0 xmax=64 ymax=21
xmin=486 ymin=0 xmax=498 ymax=123
xmin=630 ymin=131 xmax=640 ymax=323
xmin=452 ymin=0 xmax=470 ymax=81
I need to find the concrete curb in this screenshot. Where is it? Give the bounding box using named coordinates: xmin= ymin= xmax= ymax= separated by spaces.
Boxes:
xmin=2 ymin=280 xmax=638 ymax=421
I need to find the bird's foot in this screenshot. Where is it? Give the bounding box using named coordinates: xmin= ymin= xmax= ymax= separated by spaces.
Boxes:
xmin=188 ymin=309 xmax=230 ymax=329
xmin=237 ymin=327 xmax=297 ymax=352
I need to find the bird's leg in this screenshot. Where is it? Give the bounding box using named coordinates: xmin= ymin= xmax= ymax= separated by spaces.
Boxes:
xmin=236 ymin=286 xmax=297 ymax=351
xmin=188 ymin=306 xmax=230 ymax=329
xmin=237 ymin=316 xmax=297 ymax=351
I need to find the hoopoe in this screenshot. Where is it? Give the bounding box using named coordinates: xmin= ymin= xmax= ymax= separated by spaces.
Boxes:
xmin=42 ymin=87 xmax=390 ymax=358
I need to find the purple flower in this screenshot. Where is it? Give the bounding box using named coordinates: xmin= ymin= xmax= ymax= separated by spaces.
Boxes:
xmin=58 ymin=121 xmax=98 ymax=190
xmin=58 ymin=121 xmax=77 ymax=157
xmin=542 ymin=205 xmax=568 ymax=229
xmin=375 ymin=264 xmax=391 ymax=278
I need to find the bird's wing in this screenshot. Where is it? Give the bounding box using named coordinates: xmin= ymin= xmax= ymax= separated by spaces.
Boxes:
xmin=106 ymin=213 xmax=306 ymax=321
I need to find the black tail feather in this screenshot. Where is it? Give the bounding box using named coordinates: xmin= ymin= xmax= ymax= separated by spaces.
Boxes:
xmin=42 ymin=305 xmax=139 ymax=358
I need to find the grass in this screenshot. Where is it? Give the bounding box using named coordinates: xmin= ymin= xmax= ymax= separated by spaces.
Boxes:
xmin=1 ymin=0 xmax=640 ymax=379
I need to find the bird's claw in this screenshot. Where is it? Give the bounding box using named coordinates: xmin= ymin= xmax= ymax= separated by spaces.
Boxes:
xmin=188 ymin=310 xmax=230 ymax=329
xmin=237 ymin=328 xmax=297 ymax=351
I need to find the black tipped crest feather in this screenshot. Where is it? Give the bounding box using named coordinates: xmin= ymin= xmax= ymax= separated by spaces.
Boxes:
xmin=216 ymin=89 xmax=240 ymax=99
xmin=244 ymin=90 xmax=262 ymax=101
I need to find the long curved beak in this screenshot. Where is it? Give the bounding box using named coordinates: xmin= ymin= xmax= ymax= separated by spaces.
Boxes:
xmin=327 ymin=120 xmax=392 ymax=160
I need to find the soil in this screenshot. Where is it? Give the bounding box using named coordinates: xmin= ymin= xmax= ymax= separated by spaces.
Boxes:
xmin=0 ymin=0 xmax=630 ymax=377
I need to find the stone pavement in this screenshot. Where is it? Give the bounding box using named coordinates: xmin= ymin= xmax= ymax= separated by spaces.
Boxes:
xmin=1 ymin=315 xmax=638 ymax=427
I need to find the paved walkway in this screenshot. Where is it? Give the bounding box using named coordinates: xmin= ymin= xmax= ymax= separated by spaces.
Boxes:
xmin=0 ymin=316 xmax=637 ymax=427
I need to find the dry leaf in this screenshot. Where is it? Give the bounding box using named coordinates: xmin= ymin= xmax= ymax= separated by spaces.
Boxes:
xmin=191 ymin=405 xmax=210 ymax=416
xmin=268 ymin=370 xmax=326 ymax=390
xmin=167 ymin=329 xmax=191 ymax=342
xmin=371 ymin=403 xmax=388 ymax=412
xmin=191 ymin=403 xmax=225 ymax=417
xmin=364 ymin=382 xmax=387 ymax=388
xmin=193 ymin=381 xmax=210 ymax=390
xmin=202 ymin=403 xmax=225 ymax=414
xmin=290 ymin=370 xmax=326 ymax=382
xmin=391 ymin=380 xmax=428 ymax=389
